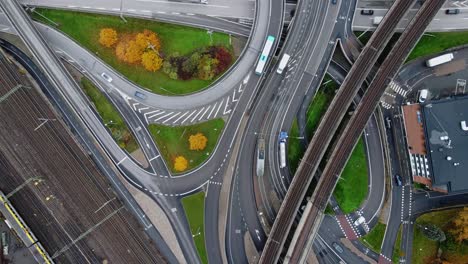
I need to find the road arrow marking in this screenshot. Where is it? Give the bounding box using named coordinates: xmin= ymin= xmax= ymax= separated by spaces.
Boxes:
xmin=223 ymin=96 xmax=232 ymax=115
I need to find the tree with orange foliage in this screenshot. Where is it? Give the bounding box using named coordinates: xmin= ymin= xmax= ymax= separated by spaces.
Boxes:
xmin=99 ymin=28 xmax=118 ymax=48
xmin=451 ymin=207 xmax=468 ymax=243
xmin=135 ymin=29 xmax=161 ymax=52
xmin=115 ymin=40 xmax=127 ymax=61
xmin=141 ymin=51 xmax=163 ymax=72
xmin=174 ymin=156 xmax=188 ymax=171
xmin=123 ymin=40 xmax=143 ymax=63
xmin=189 ymin=133 xmax=208 ymax=151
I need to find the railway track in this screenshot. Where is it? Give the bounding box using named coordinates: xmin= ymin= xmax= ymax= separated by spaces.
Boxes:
xmin=287 ymin=0 xmax=447 ymax=261
xmin=259 ymin=0 xmax=418 ymax=262
xmin=0 ymin=56 xmax=166 ymax=263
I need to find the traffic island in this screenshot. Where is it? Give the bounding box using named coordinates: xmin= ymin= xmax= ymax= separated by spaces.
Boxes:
xmin=31 ymin=8 xmax=237 ymax=95
xmin=148 ymin=118 xmax=224 ymax=173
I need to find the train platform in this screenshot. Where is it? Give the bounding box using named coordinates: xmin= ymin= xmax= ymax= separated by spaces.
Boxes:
xmin=0 ymin=191 xmax=53 ymax=264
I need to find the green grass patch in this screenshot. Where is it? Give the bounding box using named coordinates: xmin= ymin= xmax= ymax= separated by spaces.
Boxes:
xmin=355 ymin=30 xmax=468 ymax=63
xmin=305 ymin=76 xmax=337 ymax=137
xmin=148 ymin=118 xmax=224 ymax=173
xmin=32 ymin=8 xmax=233 ymax=95
xmin=392 ymin=225 xmax=403 ymax=263
xmin=407 ymin=31 xmax=468 ymax=62
xmin=333 ymin=139 xmax=368 ymax=213
xmin=288 ymin=75 xmax=337 ymax=174
xmin=181 ymin=192 xmax=207 ymax=264
xmin=287 ymin=119 xmax=304 ymax=174
xmin=412 ymin=208 xmax=468 ymax=264
xmin=360 ymin=222 xmax=386 ymax=253
xmin=80 ymin=78 xmax=138 ymax=153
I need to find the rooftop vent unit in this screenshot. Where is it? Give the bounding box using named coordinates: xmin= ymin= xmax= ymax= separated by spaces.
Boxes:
xmin=461 ymin=121 xmax=468 ymax=131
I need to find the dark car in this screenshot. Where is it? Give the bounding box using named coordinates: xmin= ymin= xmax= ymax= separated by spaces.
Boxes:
xmin=446 ymin=9 xmax=460 ymax=15
xmin=395 ymin=174 xmax=402 ymax=186
xmin=361 ymin=9 xmax=374 ymax=15
xmin=332 ymin=0 xmax=337 ymax=4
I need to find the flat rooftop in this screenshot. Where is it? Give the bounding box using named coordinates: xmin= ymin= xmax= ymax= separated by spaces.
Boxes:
xmin=422 ymin=96 xmax=468 ymax=192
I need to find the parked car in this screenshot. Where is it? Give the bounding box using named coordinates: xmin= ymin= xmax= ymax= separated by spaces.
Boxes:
xmin=331 ymin=0 xmax=337 ymax=4
xmin=446 ymin=9 xmax=460 ymax=15
xmin=361 ymin=9 xmax=374 ymax=15
xmin=395 ymin=174 xmax=403 ymax=186
xmin=332 ymin=242 xmax=344 ymax=253
xmin=101 ymin=72 xmax=112 ymax=82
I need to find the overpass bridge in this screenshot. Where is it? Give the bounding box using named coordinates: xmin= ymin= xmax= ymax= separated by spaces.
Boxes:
xmin=258 ymin=0 xmax=418 ymax=262
xmin=285 ymin=0 xmax=447 ymax=262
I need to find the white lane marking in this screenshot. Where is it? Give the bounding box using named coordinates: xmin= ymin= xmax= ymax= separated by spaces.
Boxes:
xmin=232 ymin=89 xmax=238 ymax=102
xmin=198 ymin=106 xmax=211 ymax=121
xmin=117 ymin=156 xmax=127 ymax=165
xmin=148 ymin=110 xmax=164 ymax=119
xmin=149 ymin=155 xmax=160 ymax=161
xmin=181 ymin=110 xmax=197 ymax=124
xmin=163 ymin=112 xmax=180 ymax=124
xmin=191 ymin=108 xmax=205 ymax=123
xmin=144 ymin=110 xmax=160 ymax=123
xmin=154 ymin=112 xmax=174 ymax=122
xmin=207 ymin=102 xmax=218 ymax=120
xmin=223 ymin=96 xmax=231 ymax=115
xmin=138 ymin=107 xmax=149 ymax=113
xmin=173 ymin=111 xmax=189 ymax=124
xmin=214 ymin=98 xmax=224 ymax=117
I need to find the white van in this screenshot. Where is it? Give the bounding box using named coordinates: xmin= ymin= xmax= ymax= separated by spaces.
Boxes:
xmin=276 ymin=53 xmax=291 ymax=74
xmin=419 ymin=89 xmax=428 ymax=103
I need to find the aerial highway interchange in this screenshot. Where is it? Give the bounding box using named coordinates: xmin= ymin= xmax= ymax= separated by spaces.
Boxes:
xmin=0 ymin=0 xmax=467 ymax=263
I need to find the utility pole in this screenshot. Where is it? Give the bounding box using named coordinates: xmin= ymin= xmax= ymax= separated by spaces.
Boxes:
xmin=120 ymin=0 xmax=127 ymax=23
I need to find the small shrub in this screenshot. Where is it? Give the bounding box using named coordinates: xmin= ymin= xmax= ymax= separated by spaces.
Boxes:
xmin=174 ymin=156 xmax=188 ymax=171
xmin=189 ymin=133 xmax=208 ymax=151
xmin=99 ymin=28 xmax=118 ymax=48
xmin=141 ymin=51 xmax=163 ymax=72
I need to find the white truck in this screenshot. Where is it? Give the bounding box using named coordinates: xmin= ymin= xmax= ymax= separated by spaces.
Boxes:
xmin=276 ymin=53 xmax=291 ymax=74
xmin=426 ymin=53 xmax=454 ymax=67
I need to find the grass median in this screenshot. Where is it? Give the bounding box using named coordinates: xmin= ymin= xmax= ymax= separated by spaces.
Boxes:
xmin=287 ymin=75 xmax=368 ymax=213
xmin=80 ymin=78 xmax=138 ymax=153
xmin=148 ymin=118 xmax=224 ymax=173
xmin=181 ymin=192 xmax=207 ymax=264
xmin=360 ymin=222 xmax=386 ymax=253
xmin=32 ymin=8 xmax=233 ymax=95
xmin=287 ymin=75 xmax=337 ymax=174
xmin=333 ymin=138 xmax=368 ymax=214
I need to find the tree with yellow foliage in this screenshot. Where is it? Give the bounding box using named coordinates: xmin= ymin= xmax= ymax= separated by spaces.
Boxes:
xmin=174 ymin=156 xmax=188 ymax=172
xmin=141 ymin=51 xmax=163 ymax=72
xmin=450 ymin=207 xmax=468 ymax=243
xmin=135 ymin=29 xmax=161 ymax=52
xmin=124 ymin=40 xmax=143 ymax=64
xmin=99 ymin=28 xmax=118 ymax=48
xmin=189 ymin=133 xmax=208 ymax=151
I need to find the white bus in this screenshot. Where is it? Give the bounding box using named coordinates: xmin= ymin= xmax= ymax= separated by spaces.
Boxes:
xmin=426 ymin=53 xmax=454 ymax=67
xmin=279 ymin=131 xmax=288 ymax=168
xmin=255 ymin=35 xmax=275 ymax=75
xmin=276 ymin=53 xmax=290 ymax=74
